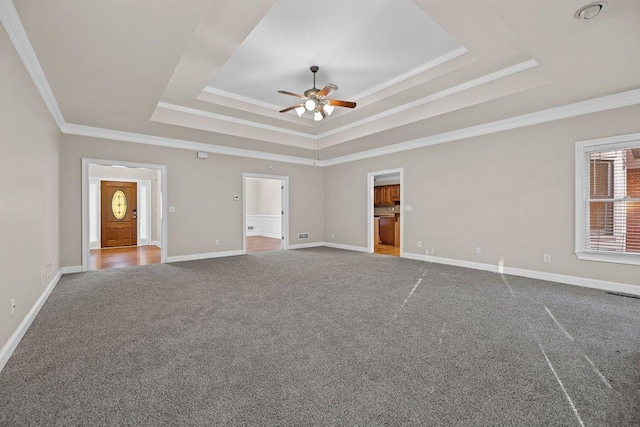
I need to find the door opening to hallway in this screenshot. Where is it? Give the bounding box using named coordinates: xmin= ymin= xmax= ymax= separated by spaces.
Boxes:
xmin=243 ymin=175 xmax=288 ymax=253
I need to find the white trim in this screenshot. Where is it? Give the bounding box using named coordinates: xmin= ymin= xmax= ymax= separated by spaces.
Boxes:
xmin=246 ymin=214 xmax=282 ymax=239
xmin=367 ymin=168 xmax=404 ymax=256
xmin=323 ymin=242 xmax=369 ymax=252
xmin=156 ymin=102 xmax=315 ymax=140
xmin=318 ymin=59 xmax=538 ymax=140
xmin=166 ymin=250 xmax=244 ymax=263
xmin=322 ymin=88 xmax=640 ymax=166
xmin=288 ymin=242 xmax=324 ymax=250
xmin=575 ymin=252 xmax=640 ymax=266
xmin=574 ymin=132 xmax=640 ymax=265
xmin=350 ymin=47 xmax=469 ymax=101
xmin=401 ymin=252 xmax=639 ymax=296
xmin=201 ymin=47 xmax=468 ymax=114
xmin=242 ymin=173 xmax=289 ymax=254
xmin=0 ymin=269 xmax=62 ymax=373
xmin=202 ymin=86 xmax=289 ymax=113
xmin=151 ymin=240 xmax=162 ymax=248
xmin=82 ymin=158 xmax=168 ymax=271
xmin=64 ymin=123 xmax=319 ymax=166
xmin=5 ymin=0 xmax=640 ymax=170
xmin=0 ymin=0 xmax=65 ymax=129
xmin=60 ymin=265 xmax=83 ymax=274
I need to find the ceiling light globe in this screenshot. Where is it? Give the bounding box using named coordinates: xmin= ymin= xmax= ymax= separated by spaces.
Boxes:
xmin=314 ymin=111 xmax=323 ymax=121
xmin=295 ymin=106 xmax=305 ymax=117
xmin=304 ymin=99 xmax=316 ymax=111
xmin=323 ymin=104 xmax=334 ymax=116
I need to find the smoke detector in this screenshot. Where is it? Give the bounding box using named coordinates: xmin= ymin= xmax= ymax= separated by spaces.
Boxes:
xmin=574 ymin=1 xmax=608 ymax=19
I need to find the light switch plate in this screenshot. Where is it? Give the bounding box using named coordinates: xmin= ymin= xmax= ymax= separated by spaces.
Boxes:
xmin=168 ymin=206 xmax=176 ymax=213
xmin=404 ymin=205 xmax=412 ymax=211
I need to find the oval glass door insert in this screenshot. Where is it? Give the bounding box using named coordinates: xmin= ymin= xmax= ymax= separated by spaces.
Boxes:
xmin=112 ymin=189 xmax=127 ymax=219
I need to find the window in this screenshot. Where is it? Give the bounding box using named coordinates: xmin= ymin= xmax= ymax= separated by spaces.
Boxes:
xmin=576 ymin=135 xmax=640 ymax=265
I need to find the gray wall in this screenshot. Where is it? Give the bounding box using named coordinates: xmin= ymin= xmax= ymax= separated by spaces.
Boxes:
xmin=60 ymin=135 xmax=323 ymax=266
xmin=323 ymin=105 xmax=640 ymax=287
xmin=0 ymin=25 xmax=61 ymax=350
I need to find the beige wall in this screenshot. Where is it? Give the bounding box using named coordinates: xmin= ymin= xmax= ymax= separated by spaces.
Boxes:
xmin=246 ymin=178 xmax=282 ymax=216
xmin=0 ymin=26 xmax=61 ymax=350
xmin=259 ymin=178 xmax=282 ymax=215
xmin=88 ymin=164 xmax=162 ymax=242
xmin=324 ymin=105 xmax=640 ymax=287
xmin=246 ymin=178 xmax=260 ymax=216
xmin=60 ymin=136 xmax=323 ymax=266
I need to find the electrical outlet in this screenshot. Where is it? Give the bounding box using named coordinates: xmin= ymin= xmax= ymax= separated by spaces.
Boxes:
xmin=544 ymin=254 xmax=551 ymax=263
xmin=11 ymin=299 xmax=15 ymax=314
xmin=215 ymin=240 xmax=220 ymax=246
xmin=476 ymin=247 xmax=482 ymax=255
xmin=417 ymin=241 xmax=422 ymax=248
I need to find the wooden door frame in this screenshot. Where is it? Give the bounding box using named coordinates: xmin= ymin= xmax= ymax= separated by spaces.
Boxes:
xmin=242 ymin=173 xmax=289 ymax=254
xmin=90 ymin=178 xmax=153 ymax=249
xmin=367 ymin=168 xmax=404 ymax=256
xmin=82 ymin=158 xmax=168 ymax=272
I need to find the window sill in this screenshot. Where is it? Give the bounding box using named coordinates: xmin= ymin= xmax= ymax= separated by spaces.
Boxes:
xmin=575 ymin=251 xmax=640 ymax=266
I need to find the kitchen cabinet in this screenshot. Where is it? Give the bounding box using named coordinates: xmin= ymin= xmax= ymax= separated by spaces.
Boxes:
xmin=379 ymin=216 xmax=395 ymax=245
xmin=374 ymin=184 xmax=400 ymax=205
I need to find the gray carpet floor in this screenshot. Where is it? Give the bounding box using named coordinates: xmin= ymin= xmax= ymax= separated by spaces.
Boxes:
xmin=0 ymin=247 xmax=638 ymax=426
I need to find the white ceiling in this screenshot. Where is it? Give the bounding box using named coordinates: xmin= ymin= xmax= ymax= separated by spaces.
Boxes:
xmin=208 ymin=0 xmax=462 ymax=108
xmin=6 ymin=0 xmax=640 ymax=163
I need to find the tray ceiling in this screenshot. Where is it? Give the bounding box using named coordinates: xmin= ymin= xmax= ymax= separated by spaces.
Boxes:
xmin=6 ymin=0 xmax=640 ymax=163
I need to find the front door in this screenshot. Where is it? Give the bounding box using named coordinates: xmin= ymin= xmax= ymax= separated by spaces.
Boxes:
xmin=101 ymin=181 xmax=137 ymax=247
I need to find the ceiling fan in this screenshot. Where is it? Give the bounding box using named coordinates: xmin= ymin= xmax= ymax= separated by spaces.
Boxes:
xmin=277 ymin=66 xmax=356 ymax=121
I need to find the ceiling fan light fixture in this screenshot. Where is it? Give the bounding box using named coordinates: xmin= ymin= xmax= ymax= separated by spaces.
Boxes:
xmin=295 ymin=106 xmax=305 ymax=117
xmin=304 ymin=99 xmax=316 ymax=111
xmin=323 ymin=103 xmax=334 ymax=116
xmin=314 ymin=110 xmax=323 ymax=121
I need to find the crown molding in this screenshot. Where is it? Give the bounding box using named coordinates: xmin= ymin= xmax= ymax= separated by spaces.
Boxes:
xmin=0 ymin=0 xmax=65 ymax=129
xmin=317 ymin=59 xmax=538 ymax=142
xmin=61 ymin=123 xmax=322 ymax=166
xmin=156 ymin=101 xmax=316 ymax=140
xmin=350 ymin=46 xmax=469 ymax=101
xmin=201 ymin=46 xmax=468 ymax=114
xmin=202 ymin=86 xmax=289 ymax=112
xmin=5 ymin=0 xmax=640 ymax=170
xmin=161 ymin=59 xmax=538 ymax=147
xmin=322 ymin=88 xmax=640 ymax=166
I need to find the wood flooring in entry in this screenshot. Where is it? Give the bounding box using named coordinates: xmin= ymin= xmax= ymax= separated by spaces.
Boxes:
xmin=246 ymin=236 xmax=283 ymax=253
xmin=375 ymin=243 xmax=400 ymax=257
xmin=90 ymin=245 xmax=161 ymax=270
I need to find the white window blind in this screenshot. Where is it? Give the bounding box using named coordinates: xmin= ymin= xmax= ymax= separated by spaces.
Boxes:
xmin=581 ymin=147 xmax=640 ymax=256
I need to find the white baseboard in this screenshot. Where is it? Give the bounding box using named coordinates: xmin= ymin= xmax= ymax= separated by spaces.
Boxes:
xmin=0 ymin=270 xmax=63 ymax=373
xmin=323 ymin=242 xmax=369 ymax=253
xmin=151 ymin=241 xmax=162 ymax=248
xmin=402 ymin=252 xmax=640 ymax=296
xmin=60 ymin=265 xmax=83 ymax=274
xmin=166 ymin=250 xmax=244 ymax=263
xmin=288 ymin=242 xmax=325 ymax=250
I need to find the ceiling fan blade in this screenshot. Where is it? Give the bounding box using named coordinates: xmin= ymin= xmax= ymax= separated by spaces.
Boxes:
xmin=328 ymin=99 xmax=356 ymax=108
xmin=317 ymin=84 xmax=338 ymax=97
xmin=277 ymin=90 xmax=305 ymax=98
xmin=279 ymin=104 xmax=304 ymax=113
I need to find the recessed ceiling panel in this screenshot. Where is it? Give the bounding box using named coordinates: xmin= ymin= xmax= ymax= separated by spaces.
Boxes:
xmin=208 ymin=0 xmax=463 ymax=107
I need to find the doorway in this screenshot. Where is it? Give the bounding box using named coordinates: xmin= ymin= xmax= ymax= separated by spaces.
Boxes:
xmin=82 ymin=159 xmax=167 ymax=271
xmin=243 ymin=173 xmax=289 ymax=253
xmin=368 ymin=168 xmax=403 ymax=257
